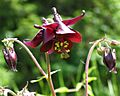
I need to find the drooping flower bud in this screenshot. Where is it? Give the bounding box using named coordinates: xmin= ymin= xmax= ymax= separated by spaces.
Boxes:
xmin=103 ymin=48 xmax=117 ymax=73
xmin=110 ymin=40 xmax=120 ymax=46
xmin=2 ymin=47 xmax=17 ymax=71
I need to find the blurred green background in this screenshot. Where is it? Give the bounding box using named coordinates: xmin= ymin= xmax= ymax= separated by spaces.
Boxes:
xmin=0 ymin=0 xmax=120 ymax=96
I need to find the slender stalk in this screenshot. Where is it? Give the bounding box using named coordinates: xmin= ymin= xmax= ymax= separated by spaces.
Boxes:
xmin=3 ymin=89 xmax=16 ymax=96
xmin=85 ymin=38 xmax=104 ymax=96
xmin=45 ymin=52 xmax=56 ymax=96
xmin=2 ymin=38 xmax=46 ymax=77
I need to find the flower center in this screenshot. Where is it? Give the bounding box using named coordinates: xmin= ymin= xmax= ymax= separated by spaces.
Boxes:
xmin=54 ymin=40 xmax=71 ymax=58
xmin=54 ymin=41 xmax=69 ymax=52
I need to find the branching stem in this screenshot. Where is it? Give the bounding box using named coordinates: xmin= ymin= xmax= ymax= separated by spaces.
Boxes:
xmin=85 ymin=38 xmax=104 ymax=96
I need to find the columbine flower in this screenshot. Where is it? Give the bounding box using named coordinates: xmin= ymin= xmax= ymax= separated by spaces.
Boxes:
xmin=103 ymin=48 xmax=117 ymax=73
xmin=2 ymin=47 xmax=17 ymax=71
xmin=24 ymin=7 xmax=85 ymax=58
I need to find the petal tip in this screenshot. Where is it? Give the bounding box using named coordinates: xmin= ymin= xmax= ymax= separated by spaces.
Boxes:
xmin=34 ymin=24 xmax=43 ymax=29
xmin=82 ymin=10 xmax=85 ymax=16
xmin=23 ymin=41 xmax=36 ymax=48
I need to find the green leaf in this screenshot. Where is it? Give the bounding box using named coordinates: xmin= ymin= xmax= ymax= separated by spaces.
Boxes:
xmin=88 ymin=77 xmax=97 ymax=83
xmin=30 ymin=76 xmax=45 ymax=83
xmin=55 ymin=87 xmax=69 ymax=93
xmin=31 ymin=69 xmax=61 ymax=83
xmin=76 ymin=82 xmax=83 ymax=91
xmin=88 ymin=85 xmax=94 ymax=96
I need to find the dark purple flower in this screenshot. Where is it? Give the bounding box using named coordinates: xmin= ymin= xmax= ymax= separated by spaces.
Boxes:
xmin=2 ymin=47 xmax=17 ymax=71
xmin=24 ymin=8 xmax=85 ymax=58
xmin=103 ymin=48 xmax=117 ymax=73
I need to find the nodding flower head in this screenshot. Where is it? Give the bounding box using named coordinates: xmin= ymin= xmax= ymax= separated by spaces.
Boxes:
xmin=24 ymin=7 xmax=85 ymax=58
xmin=103 ymin=48 xmax=117 ymax=73
xmin=2 ymin=47 xmax=17 ymax=71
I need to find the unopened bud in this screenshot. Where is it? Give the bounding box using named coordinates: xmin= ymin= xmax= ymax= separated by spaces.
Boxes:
xmin=2 ymin=47 xmax=17 ymax=71
xmin=110 ymin=40 xmax=120 ymax=46
xmin=103 ymin=48 xmax=117 ymax=73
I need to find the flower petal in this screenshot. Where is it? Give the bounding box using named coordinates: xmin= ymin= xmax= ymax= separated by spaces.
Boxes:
xmin=2 ymin=47 xmax=17 ymax=71
xmin=34 ymin=24 xmax=44 ymax=29
xmin=103 ymin=49 xmax=116 ymax=71
xmin=43 ymin=28 xmax=55 ymax=44
xmin=40 ymin=40 xmax=54 ymax=52
xmin=24 ymin=30 xmax=43 ymax=48
xmin=64 ymin=29 xmax=82 ymax=43
xmin=62 ymin=10 xmax=85 ymax=26
xmin=43 ymin=22 xmax=58 ymax=29
xmin=53 ymin=12 xmax=75 ymax=34
xmin=56 ymin=21 xmax=75 ymax=34
xmin=47 ymin=45 xmax=54 ymax=54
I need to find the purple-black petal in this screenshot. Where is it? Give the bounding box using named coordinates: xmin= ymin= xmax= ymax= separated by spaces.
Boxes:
xmin=62 ymin=11 xmax=85 ymax=26
xmin=103 ymin=49 xmax=117 ymax=73
xmin=24 ymin=30 xmax=43 ymax=48
xmin=43 ymin=28 xmax=55 ymax=44
xmin=64 ymin=29 xmax=82 ymax=43
xmin=40 ymin=40 xmax=54 ymax=53
xmin=2 ymin=47 xmax=17 ymax=71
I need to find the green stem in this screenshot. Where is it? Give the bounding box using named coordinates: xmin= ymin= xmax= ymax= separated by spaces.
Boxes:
xmin=85 ymin=38 xmax=104 ymax=96
xmin=45 ymin=52 xmax=56 ymax=96
xmin=2 ymin=38 xmax=46 ymax=77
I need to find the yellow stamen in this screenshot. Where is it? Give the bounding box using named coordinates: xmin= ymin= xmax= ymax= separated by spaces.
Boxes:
xmin=60 ymin=42 xmax=64 ymax=46
xmin=54 ymin=47 xmax=57 ymax=50
xmin=54 ymin=40 xmax=70 ymax=53
xmin=66 ymin=49 xmax=70 ymax=53
xmin=64 ymin=45 xmax=68 ymax=48
xmin=55 ymin=42 xmax=60 ymax=47
xmin=64 ymin=41 xmax=68 ymax=44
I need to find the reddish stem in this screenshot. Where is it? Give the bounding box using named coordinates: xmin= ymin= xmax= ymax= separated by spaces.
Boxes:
xmin=45 ymin=52 xmax=56 ymax=96
xmin=85 ymin=39 xmax=104 ymax=96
